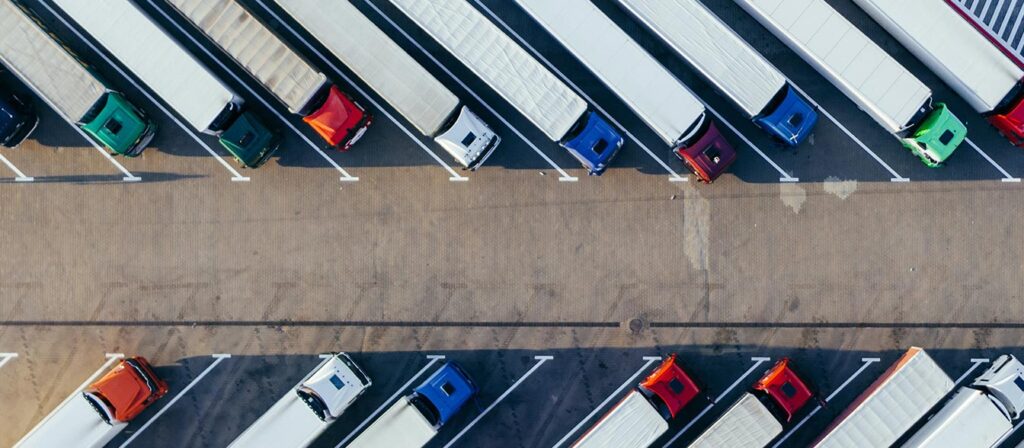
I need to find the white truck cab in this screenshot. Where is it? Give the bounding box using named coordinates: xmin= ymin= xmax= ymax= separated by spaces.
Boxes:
xmin=435 ymin=106 xmax=500 ymax=170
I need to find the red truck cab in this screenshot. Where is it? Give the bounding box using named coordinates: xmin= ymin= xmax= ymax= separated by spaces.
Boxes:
xmin=675 ymin=120 xmax=737 ymax=183
xmin=989 ymin=93 xmax=1024 ymax=146
xmin=85 ymin=357 xmax=169 ymax=423
xmin=752 ymin=358 xmax=814 ymax=422
xmin=303 ymin=85 xmax=372 ymax=150
xmin=638 ymin=354 xmax=702 ymax=419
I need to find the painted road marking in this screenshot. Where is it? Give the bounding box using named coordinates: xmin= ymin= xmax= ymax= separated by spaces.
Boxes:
xmin=0 ymin=352 xmax=17 ymax=369
xmin=119 ymin=354 xmax=231 ymax=447
xmin=660 ymin=357 xmax=771 ymax=447
xmin=443 ymin=355 xmax=553 ymax=448
xmin=335 ymin=355 xmax=447 ymax=448
xmin=551 ymin=355 xmax=662 ymax=448
xmin=40 ymin=1 xmax=249 ymax=182
xmin=147 ymin=0 xmax=358 ymax=182
xmin=954 ymin=358 xmax=990 ymax=384
xmin=251 ymin=0 xmax=468 ymax=182
xmin=964 ymin=138 xmax=1020 ymax=182
xmin=0 ymin=155 xmax=33 ymax=182
xmin=362 ymin=0 xmax=578 ymax=182
xmin=770 ymin=357 xmax=881 ymax=448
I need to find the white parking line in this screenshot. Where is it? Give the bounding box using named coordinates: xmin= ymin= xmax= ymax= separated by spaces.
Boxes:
xmin=552 ymin=355 xmax=662 ymax=448
xmin=954 ymin=358 xmax=990 ymax=385
xmin=0 ymin=155 xmax=32 ymax=182
xmin=39 ymin=1 xmax=249 ymax=182
xmin=443 ymin=355 xmax=553 ymax=448
xmin=473 ymin=1 xmax=696 ymax=183
xmin=0 ymin=352 xmax=18 ymax=369
xmin=770 ymin=357 xmax=881 ymax=448
xmin=964 ymin=138 xmax=1021 ymax=182
xmin=119 ymin=354 xmax=231 ymax=447
xmin=250 ymin=0 xmax=468 ymax=182
xmin=660 ymin=356 xmax=770 ymax=447
xmin=361 ymin=0 xmax=577 ymax=182
xmin=335 ymin=354 xmax=446 ymax=448
xmin=146 ymin=0 xmax=359 ymax=183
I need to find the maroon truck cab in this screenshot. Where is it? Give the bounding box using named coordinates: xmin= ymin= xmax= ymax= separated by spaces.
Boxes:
xmin=638 ymin=354 xmax=702 ymax=419
xmin=674 ymin=120 xmax=737 ymax=183
xmin=303 ymin=85 xmax=372 ymax=150
xmin=752 ymin=358 xmax=814 ymax=422
xmin=989 ymin=93 xmax=1024 ymax=146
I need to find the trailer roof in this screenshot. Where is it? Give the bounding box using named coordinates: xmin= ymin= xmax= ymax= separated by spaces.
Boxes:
xmin=737 ymin=0 xmax=931 ymax=132
xmin=0 ymin=1 xmax=106 ymax=122
xmin=903 ymin=388 xmax=1010 ymax=448
xmin=853 ymin=0 xmax=1022 ymax=114
xmin=618 ymin=0 xmax=786 ymax=118
xmin=347 ymin=398 xmax=436 ymax=448
xmin=515 ymin=0 xmax=703 ymax=147
xmin=54 ymin=0 xmax=236 ymax=132
xmin=275 ymin=0 xmax=457 ymax=136
xmin=574 ymin=391 xmax=668 ymax=448
xmin=690 ymin=393 xmax=782 ymax=448
xmin=388 ymin=0 xmax=586 ymax=142
xmin=167 ymin=0 xmax=326 ymax=114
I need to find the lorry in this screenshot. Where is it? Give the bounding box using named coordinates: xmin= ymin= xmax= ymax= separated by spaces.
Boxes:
xmin=54 ymin=0 xmax=280 ymax=168
xmin=689 ymin=358 xmax=814 ymax=448
xmin=812 ymin=347 xmax=954 ymax=448
xmin=514 ymin=0 xmax=736 ymax=182
xmin=348 ymin=361 xmax=476 ymax=448
xmin=573 ymin=355 xmax=701 ymax=448
xmin=736 ymin=0 xmax=968 ymax=167
xmin=0 ymin=87 xmax=37 ymax=149
xmin=616 ymin=0 xmax=818 ymax=147
xmin=229 ymin=353 xmax=371 ymax=448
xmin=0 ymin=0 xmax=154 ymax=155
xmin=164 ymin=0 xmax=371 ymax=150
xmin=903 ymin=354 xmax=1024 ymax=448
xmin=853 ymin=0 xmax=1024 ymax=146
xmin=273 ymin=0 xmax=500 ymax=170
xmin=16 ymin=356 xmax=169 ymax=448
xmin=387 ymin=0 xmax=625 ymax=175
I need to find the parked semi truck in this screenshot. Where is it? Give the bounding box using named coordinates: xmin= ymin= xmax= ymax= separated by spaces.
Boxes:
xmin=0 ymin=0 xmax=154 ymax=155
xmin=617 ymin=0 xmax=817 ymax=147
xmin=16 ymin=357 xmax=168 ymax=448
xmin=853 ymin=0 xmax=1024 ymax=146
xmin=736 ymin=0 xmax=967 ymax=167
xmin=573 ymin=355 xmax=701 ymax=448
xmin=274 ymin=0 xmax=499 ymax=169
xmin=812 ymin=347 xmax=954 ymax=447
xmin=54 ymin=0 xmax=279 ymax=168
xmin=387 ymin=0 xmax=624 ymax=175
xmin=348 ymin=362 xmax=476 ymax=448
xmin=164 ymin=0 xmax=371 ymax=150
xmin=0 ymin=88 xmax=36 ymax=148
xmin=903 ymin=354 xmax=1024 ymax=448
xmin=514 ymin=0 xmax=736 ymax=182
xmin=689 ymin=358 xmax=814 ymax=447
xmin=229 ymin=353 xmax=371 ymax=448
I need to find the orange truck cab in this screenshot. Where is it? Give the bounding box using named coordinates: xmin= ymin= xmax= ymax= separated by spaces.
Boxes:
xmin=85 ymin=357 xmax=169 ymax=423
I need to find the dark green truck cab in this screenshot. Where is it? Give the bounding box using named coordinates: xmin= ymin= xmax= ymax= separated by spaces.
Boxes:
xmin=80 ymin=92 xmax=156 ymax=157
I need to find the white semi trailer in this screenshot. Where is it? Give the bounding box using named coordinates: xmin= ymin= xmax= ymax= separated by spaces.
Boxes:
xmin=616 ymin=0 xmax=818 ymax=146
xmin=53 ymin=0 xmax=280 ymax=168
xmin=273 ymin=0 xmax=499 ymax=169
xmin=904 ymin=354 xmax=1024 ymax=448
xmin=387 ymin=0 xmax=625 ymax=175
xmin=229 ymin=353 xmax=371 ymax=448
xmin=812 ymin=347 xmax=954 ymax=448
xmin=852 ymin=0 xmax=1024 ymax=146
xmin=513 ymin=0 xmax=737 ymax=183
xmin=736 ymin=0 xmax=968 ymax=167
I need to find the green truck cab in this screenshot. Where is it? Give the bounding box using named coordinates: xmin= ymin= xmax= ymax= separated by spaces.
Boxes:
xmin=210 ymin=103 xmax=279 ymax=168
xmin=80 ymin=92 xmax=156 ymax=157
xmin=899 ymin=103 xmax=966 ymax=168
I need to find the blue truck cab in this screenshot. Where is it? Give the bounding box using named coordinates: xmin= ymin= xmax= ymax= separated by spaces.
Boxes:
xmin=560 ymin=111 xmax=624 ymax=175
xmin=754 ymin=85 xmax=817 ymax=146
xmin=0 ymin=89 xmax=37 ymax=148
xmin=409 ymin=362 xmax=477 ymax=427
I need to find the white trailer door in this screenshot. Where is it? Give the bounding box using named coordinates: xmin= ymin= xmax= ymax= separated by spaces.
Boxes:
xmin=388 ymin=0 xmax=586 ymax=142
xmin=167 ymin=0 xmax=327 ymax=114
xmin=515 ymin=0 xmax=703 ymax=146
xmin=736 ymin=0 xmax=931 ymax=132
xmin=574 ymin=391 xmax=668 ymax=448
xmin=853 ymin=0 xmax=1022 ymax=114
xmin=689 ymin=393 xmax=782 ymax=448
xmin=275 ymin=0 xmax=457 ymax=136
xmin=617 ymin=0 xmax=786 ymax=118
xmin=54 ymin=0 xmax=236 ymax=132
